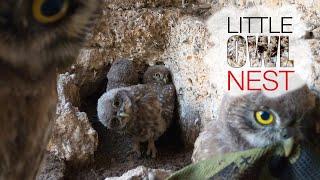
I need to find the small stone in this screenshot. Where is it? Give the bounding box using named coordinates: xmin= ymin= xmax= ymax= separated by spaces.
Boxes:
xmin=104 ymin=166 xmax=172 ymax=180
xmin=47 ymin=73 xmax=98 ymax=162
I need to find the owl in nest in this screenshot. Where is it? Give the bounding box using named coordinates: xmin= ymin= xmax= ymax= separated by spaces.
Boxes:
xmin=0 ymin=0 xmax=97 ymax=179
xmin=192 ymin=86 xmax=316 ymax=162
xmin=97 ymin=84 xmax=176 ymax=158
xmin=143 ymin=65 xmax=175 ymax=124
xmin=107 ymin=59 xmax=139 ymax=91
xmin=143 ymin=65 xmax=172 ymax=85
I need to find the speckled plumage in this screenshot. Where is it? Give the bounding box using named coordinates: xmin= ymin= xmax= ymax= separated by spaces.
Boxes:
xmin=192 ymin=86 xmax=316 ymax=162
xmin=143 ymin=65 xmax=175 ymax=125
xmin=106 ymin=59 xmax=139 ymax=91
xmin=0 ymin=1 xmax=97 ymax=179
xmin=143 ymin=65 xmax=172 ymax=85
xmin=97 ymin=84 xmax=175 ymax=158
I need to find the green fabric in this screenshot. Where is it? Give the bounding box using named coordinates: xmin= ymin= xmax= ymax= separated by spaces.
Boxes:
xmin=167 ymin=139 xmax=320 ymax=180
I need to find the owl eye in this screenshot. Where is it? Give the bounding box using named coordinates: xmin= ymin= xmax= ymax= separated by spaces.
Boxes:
xmin=153 ymin=73 xmax=161 ymax=79
xmin=112 ymin=99 xmax=120 ymax=108
xmin=255 ymin=110 xmax=274 ymax=125
xmin=33 ymin=0 xmax=69 ymax=24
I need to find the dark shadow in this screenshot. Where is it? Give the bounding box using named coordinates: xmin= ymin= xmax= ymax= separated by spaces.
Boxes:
xmin=64 ymin=64 xmax=192 ymax=179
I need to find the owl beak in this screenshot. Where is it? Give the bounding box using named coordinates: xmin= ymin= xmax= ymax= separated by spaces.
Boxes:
xmin=164 ymin=78 xmax=167 ymax=84
xmin=118 ymin=112 xmax=130 ymax=118
xmin=283 ymin=137 xmax=294 ymax=157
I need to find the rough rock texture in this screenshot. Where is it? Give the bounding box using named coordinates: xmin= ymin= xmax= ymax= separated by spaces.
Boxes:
xmin=45 ymin=48 xmax=110 ymax=164
xmin=46 ymin=0 xmax=320 ymax=178
xmin=36 ymin=153 xmax=66 ymax=180
xmin=299 ymin=4 xmax=320 ymax=96
xmin=309 ymin=39 xmax=320 ymax=95
xmin=103 ymin=0 xmax=190 ymax=9
xmin=105 ymin=166 xmax=172 ymax=180
xmin=86 ymin=8 xmax=181 ymax=65
xmin=47 ymin=73 xmax=98 ymax=162
xmin=163 ymin=17 xmax=212 ymax=146
xmin=74 ymin=48 xmax=110 ymax=97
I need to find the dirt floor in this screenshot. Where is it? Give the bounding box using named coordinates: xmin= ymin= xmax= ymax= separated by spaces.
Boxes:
xmin=62 ymin=84 xmax=193 ymax=180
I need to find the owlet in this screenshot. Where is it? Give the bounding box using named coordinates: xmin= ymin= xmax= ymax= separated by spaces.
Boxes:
xmin=97 ymin=84 xmax=176 ymax=158
xmin=106 ymin=59 xmax=139 ymax=91
xmin=192 ymin=86 xmax=316 ymax=162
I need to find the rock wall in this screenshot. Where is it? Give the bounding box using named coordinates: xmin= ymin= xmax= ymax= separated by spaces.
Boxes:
xmin=47 ymin=73 xmax=98 ymax=162
xmin=105 ymin=166 xmax=172 ymax=180
xmin=45 ymin=0 xmax=320 ymax=178
xmin=163 ymin=17 xmax=212 ymax=145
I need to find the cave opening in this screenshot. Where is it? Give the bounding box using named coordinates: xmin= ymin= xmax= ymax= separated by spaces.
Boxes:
xmin=65 ymin=63 xmax=193 ymax=179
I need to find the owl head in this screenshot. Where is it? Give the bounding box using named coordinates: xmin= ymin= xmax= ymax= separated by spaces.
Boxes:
xmin=0 ymin=0 xmax=97 ymax=76
xmin=143 ymin=65 xmax=171 ymax=85
xmin=107 ymin=59 xmax=138 ymax=83
xmin=97 ymin=88 xmax=134 ymax=130
xmin=220 ymin=86 xmax=316 ymax=147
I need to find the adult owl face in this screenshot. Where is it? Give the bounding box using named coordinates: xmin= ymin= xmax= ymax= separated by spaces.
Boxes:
xmin=143 ymin=65 xmax=171 ymax=85
xmin=0 ymin=0 xmax=97 ymax=75
xmin=221 ymin=86 xmax=315 ymax=147
xmin=97 ymin=89 xmax=134 ymax=131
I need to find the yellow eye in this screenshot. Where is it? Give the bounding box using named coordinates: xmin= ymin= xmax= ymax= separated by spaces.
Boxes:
xmin=33 ymin=0 xmax=69 ymax=24
xmin=255 ymin=110 xmax=274 ymax=125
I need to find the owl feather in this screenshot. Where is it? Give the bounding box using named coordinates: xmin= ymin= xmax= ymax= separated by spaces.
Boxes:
xmin=192 ymin=86 xmax=316 ymax=162
xmin=97 ymin=83 xmax=175 ymax=158
xmin=0 ymin=1 xmax=98 ymax=179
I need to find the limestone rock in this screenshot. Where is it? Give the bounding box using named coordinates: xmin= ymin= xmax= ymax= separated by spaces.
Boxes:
xmin=103 ymin=0 xmax=188 ymax=9
xmin=74 ymin=48 xmax=109 ymax=97
xmin=86 ymin=8 xmax=181 ymax=65
xmin=105 ymin=166 xmax=172 ymax=180
xmin=308 ymin=39 xmax=320 ymax=96
xmin=36 ymin=153 xmax=66 ymax=180
xmin=192 ymin=129 xmax=216 ymax=163
xmin=47 ymin=73 xmax=98 ymax=162
xmin=301 ymin=6 xmax=320 ymax=96
xmin=163 ymin=17 xmax=212 ymax=146
xmin=74 ymin=2 xmax=214 ymax=147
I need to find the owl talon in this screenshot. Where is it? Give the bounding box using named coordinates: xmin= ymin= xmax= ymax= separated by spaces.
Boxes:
xmin=147 ymin=139 xmax=157 ymax=158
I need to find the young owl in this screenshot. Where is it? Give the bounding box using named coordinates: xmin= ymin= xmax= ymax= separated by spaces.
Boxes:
xmin=0 ymin=1 xmax=97 ymax=179
xmin=106 ymin=59 xmax=139 ymax=91
xmin=143 ymin=65 xmax=172 ymax=85
xmin=97 ymin=84 xmax=176 ymax=158
xmin=192 ymin=86 xmax=316 ymax=162
xmin=143 ymin=65 xmax=175 ymax=123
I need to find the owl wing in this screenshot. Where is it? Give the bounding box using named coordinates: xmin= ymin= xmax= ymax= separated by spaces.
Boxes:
xmin=136 ymin=92 xmax=167 ymax=139
xmin=158 ymin=84 xmax=176 ymax=127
